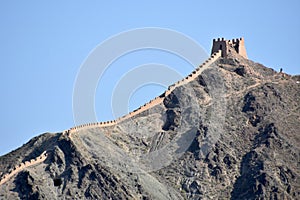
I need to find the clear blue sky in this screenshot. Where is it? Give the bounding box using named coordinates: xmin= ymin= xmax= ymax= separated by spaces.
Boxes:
xmin=0 ymin=1 xmax=299 ymax=155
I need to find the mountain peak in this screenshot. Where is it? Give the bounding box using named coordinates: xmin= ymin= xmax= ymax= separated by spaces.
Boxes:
xmin=1 ymin=38 xmax=299 ymax=199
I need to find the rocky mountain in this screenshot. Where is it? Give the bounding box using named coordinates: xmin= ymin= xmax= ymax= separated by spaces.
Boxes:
xmin=0 ymin=39 xmax=299 ymax=200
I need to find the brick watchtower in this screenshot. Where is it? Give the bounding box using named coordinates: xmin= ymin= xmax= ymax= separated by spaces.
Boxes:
xmin=211 ymin=37 xmax=247 ymax=58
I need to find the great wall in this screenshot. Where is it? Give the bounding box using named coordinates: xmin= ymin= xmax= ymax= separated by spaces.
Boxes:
xmin=0 ymin=38 xmax=247 ymax=186
xmin=65 ymin=49 xmax=223 ymax=134
xmin=0 ymin=151 xmax=47 ymax=186
xmin=64 ymin=38 xmax=249 ymax=133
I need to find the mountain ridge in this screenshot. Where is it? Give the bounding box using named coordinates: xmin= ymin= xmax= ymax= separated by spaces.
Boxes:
xmin=0 ymin=38 xmax=299 ymax=199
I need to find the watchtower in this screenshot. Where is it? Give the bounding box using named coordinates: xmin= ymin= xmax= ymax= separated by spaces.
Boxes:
xmin=211 ymin=37 xmax=247 ymax=58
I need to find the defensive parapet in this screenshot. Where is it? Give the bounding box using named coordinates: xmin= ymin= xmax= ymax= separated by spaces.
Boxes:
xmin=117 ymin=96 xmax=164 ymax=122
xmin=116 ymin=49 xmax=221 ymax=121
xmin=165 ymin=50 xmax=222 ymax=95
xmin=211 ymin=37 xmax=247 ymax=58
xmin=69 ymin=120 xmax=118 ymax=133
xmin=0 ymin=151 xmax=48 ymax=186
xmin=68 ymin=49 xmax=222 ymax=133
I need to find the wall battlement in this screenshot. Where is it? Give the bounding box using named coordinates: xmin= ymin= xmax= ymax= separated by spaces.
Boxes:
xmin=67 ymin=49 xmax=222 ymax=133
xmin=0 ymin=151 xmax=47 ymax=186
xmin=211 ymin=37 xmax=247 ymax=58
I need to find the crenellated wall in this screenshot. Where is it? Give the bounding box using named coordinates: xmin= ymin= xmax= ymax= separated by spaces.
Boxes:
xmin=228 ymin=37 xmax=247 ymax=58
xmin=211 ymin=38 xmax=228 ymax=57
xmin=67 ymin=49 xmax=222 ymax=133
xmin=0 ymin=49 xmax=222 ymax=184
xmin=0 ymin=151 xmax=48 ymax=186
xmin=211 ymin=37 xmax=247 ymax=58
xmin=0 ymin=38 xmax=241 ymax=187
xmin=165 ymin=50 xmax=222 ymax=95
xmin=67 ymin=120 xmax=118 ymax=133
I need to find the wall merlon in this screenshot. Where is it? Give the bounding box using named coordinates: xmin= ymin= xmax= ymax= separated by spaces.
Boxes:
xmin=216 ymin=37 xmax=225 ymax=42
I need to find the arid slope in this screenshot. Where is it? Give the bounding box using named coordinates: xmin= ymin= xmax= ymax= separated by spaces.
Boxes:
xmin=0 ymin=50 xmax=299 ymax=199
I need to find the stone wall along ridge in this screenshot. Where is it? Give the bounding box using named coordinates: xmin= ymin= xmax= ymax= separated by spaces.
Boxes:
xmin=0 ymin=151 xmax=48 ymax=186
xmin=0 ymin=50 xmax=222 ymax=186
xmin=68 ymin=50 xmax=222 ymax=133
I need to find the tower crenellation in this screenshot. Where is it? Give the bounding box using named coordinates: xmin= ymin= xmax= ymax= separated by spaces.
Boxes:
xmin=211 ymin=37 xmax=247 ymax=58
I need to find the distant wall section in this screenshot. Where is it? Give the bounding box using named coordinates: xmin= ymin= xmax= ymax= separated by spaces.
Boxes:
xmin=67 ymin=50 xmax=222 ymax=133
xmin=0 ymin=151 xmax=47 ymax=186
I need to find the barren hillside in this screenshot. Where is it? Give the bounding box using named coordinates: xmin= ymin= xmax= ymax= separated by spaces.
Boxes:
xmin=0 ymin=44 xmax=299 ymax=199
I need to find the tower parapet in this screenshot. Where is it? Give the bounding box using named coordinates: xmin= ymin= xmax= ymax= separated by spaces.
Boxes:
xmin=211 ymin=37 xmax=247 ymax=58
